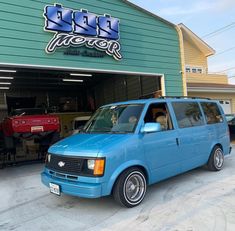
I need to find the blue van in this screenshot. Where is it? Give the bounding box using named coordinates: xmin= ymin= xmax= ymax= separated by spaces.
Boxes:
xmin=41 ymin=98 xmax=231 ymax=207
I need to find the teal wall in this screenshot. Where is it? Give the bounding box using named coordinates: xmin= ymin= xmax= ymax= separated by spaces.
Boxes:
xmin=0 ymin=0 xmax=183 ymax=95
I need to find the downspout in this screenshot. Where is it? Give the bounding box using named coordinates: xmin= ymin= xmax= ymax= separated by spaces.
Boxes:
xmin=175 ymin=25 xmax=187 ymax=96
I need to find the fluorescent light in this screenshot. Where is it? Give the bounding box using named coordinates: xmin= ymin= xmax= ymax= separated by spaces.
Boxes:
xmin=0 ymin=77 xmax=14 ymax=80
xmin=0 ymin=82 xmax=11 ymax=85
xmin=0 ymin=87 xmax=10 ymax=90
xmin=63 ymin=79 xmax=84 ymax=83
xmin=70 ymin=73 xmax=92 ymax=77
xmin=0 ymin=70 xmax=16 ymax=73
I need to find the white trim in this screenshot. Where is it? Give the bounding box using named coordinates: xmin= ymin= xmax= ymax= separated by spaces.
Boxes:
xmin=160 ymin=75 xmax=166 ymax=96
xmin=0 ymin=62 xmax=164 ymax=77
xmin=188 ymin=88 xmax=235 ymax=93
xmin=178 ymin=23 xmax=215 ymax=57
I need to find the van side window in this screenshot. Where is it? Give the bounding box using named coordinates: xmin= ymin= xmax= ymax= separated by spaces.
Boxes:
xmin=201 ymin=102 xmax=223 ymax=124
xmin=172 ymin=102 xmax=204 ymax=128
xmin=144 ymin=103 xmax=173 ymax=131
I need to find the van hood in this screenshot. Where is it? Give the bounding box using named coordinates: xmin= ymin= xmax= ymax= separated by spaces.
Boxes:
xmin=48 ymin=133 xmax=131 ymax=157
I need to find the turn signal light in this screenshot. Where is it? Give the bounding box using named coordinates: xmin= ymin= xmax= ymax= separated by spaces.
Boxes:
xmin=94 ymin=159 xmax=105 ymax=176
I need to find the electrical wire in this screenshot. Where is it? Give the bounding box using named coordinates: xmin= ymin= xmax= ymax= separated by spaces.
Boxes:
xmin=202 ymin=22 xmax=235 ymax=39
xmin=217 ymin=67 xmax=235 ymax=73
xmin=210 ymin=46 xmax=235 ymax=57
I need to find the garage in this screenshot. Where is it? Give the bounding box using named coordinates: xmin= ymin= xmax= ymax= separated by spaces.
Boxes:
xmin=219 ymin=100 xmax=232 ymax=114
xmin=0 ymin=68 xmax=164 ymax=166
xmin=0 ymin=0 xmax=183 ymax=166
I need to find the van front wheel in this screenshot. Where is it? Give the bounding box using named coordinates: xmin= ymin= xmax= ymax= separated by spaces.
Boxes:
xmin=113 ymin=168 xmax=147 ymax=208
xmin=207 ymin=146 xmax=224 ymax=171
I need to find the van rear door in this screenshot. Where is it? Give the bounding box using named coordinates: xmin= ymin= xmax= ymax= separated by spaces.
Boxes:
xmin=200 ymin=102 xmax=230 ymax=156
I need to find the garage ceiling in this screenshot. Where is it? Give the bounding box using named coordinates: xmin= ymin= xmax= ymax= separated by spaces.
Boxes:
xmin=0 ymin=68 xmax=101 ymax=90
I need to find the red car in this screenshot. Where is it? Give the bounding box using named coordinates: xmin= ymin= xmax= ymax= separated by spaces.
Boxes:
xmin=1 ymin=108 xmax=60 ymax=150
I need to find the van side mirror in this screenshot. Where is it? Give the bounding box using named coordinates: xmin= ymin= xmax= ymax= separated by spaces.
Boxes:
xmin=141 ymin=123 xmax=162 ymax=133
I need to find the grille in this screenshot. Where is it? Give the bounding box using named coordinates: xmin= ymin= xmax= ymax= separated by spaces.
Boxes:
xmin=46 ymin=154 xmax=84 ymax=175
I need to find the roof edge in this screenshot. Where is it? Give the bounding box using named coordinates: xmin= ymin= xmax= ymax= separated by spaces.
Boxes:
xmin=123 ymin=0 xmax=176 ymax=28
xmin=178 ymin=23 xmax=215 ymax=57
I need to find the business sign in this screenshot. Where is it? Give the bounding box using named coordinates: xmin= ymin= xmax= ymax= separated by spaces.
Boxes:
xmin=44 ymin=4 xmax=122 ymax=61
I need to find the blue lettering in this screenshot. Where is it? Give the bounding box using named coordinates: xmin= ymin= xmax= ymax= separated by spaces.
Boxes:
xmin=73 ymin=10 xmax=97 ymax=36
xmin=98 ymin=15 xmax=120 ymax=40
xmin=44 ymin=5 xmax=73 ymax=32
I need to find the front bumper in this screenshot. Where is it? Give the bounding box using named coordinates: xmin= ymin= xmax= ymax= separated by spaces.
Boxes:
xmin=41 ymin=170 xmax=102 ymax=198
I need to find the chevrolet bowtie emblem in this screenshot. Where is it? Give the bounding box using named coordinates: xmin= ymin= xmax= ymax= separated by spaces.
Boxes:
xmin=58 ymin=161 xmax=65 ymax=167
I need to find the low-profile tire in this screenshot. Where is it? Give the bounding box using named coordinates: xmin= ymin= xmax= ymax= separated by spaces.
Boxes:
xmin=113 ymin=167 xmax=147 ymax=208
xmin=207 ymin=146 xmax=224 ymax=171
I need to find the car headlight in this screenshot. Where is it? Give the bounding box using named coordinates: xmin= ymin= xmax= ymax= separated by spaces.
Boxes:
xmin=86 ymin=158 xmax=105 ymax=176
xmin=87 ymin=159 xmax=95 ymax=170
xmin=45 ymin=154 xmax=51 ymax=163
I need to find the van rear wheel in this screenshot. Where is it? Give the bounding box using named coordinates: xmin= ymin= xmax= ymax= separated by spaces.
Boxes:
xmin=207 ymin=146 xmax=224 ymax=171
xmin=113 ymin=167 xmax=147 ymax=208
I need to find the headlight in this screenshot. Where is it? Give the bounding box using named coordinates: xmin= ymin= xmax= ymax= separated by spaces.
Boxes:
xmin=45 ymin=154 xmax=51 ymax=163
xmin=86 ymin=158 xmax=105 ymax=176
xmin=87 ymin=159 xmax=95 ymax=170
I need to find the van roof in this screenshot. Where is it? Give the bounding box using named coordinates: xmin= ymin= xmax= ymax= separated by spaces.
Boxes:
xmin=102 ymin=97 xmax=217 ymax=107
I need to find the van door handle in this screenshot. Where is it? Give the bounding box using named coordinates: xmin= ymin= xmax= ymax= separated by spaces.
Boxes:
xmin=176 ymin=138 xmax=180 ymax=146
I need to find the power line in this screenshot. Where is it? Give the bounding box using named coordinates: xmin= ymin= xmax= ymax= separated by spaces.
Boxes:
xmin=211 ymin=46 xmax=235 ymax=57
xmin=217 ymin=66 xmax=235 ymax=73
xmin=202 ymin=22 xmax=235 ymax=39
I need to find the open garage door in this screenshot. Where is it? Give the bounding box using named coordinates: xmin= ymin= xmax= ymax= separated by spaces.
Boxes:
xmin=93 ymin=74 xmax=162 ymax=107
xmin=0 ymin=68 xmax=163 ymax=166
xmin=219 ymin=100 xmax=232 ymax=114
xmin=0 ymin=69 xmax=162 ymax=113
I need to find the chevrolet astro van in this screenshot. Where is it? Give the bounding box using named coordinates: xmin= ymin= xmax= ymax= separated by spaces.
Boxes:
xmin=41 ymin=97 xmax=231 ymax=207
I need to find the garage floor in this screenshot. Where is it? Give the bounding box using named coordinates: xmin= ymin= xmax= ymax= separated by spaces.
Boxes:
xmin=1 ymin=147 xmax=235 ymax=231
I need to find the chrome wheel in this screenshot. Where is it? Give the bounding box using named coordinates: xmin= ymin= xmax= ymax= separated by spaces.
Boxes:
xmin=123 ymin=171 xmax=146 ymax=205
xmin=214 ymin=148 xmax=224 ymax=169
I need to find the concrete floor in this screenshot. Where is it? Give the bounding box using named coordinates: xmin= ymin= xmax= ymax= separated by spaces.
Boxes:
xmin=1 ymin=147 xmax=235 ymax=231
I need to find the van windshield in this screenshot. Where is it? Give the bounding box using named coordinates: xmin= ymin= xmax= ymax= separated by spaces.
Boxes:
xmin=83 ymin=104 xmax=144 ymax=134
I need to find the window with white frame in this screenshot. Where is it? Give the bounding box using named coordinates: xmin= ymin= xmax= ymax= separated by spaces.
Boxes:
xmin=185 ymin=66 xmax=191 ymax=73
xmin=185 ymin=66 xmax=204 ymax=74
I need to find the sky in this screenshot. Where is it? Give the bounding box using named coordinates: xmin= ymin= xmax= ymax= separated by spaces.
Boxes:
xmin=130 ymin=0 xmax=235 ymax=84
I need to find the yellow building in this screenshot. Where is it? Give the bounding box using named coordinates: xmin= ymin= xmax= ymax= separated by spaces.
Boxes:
xmin=177 ymin=23 xmax=235 ymax=114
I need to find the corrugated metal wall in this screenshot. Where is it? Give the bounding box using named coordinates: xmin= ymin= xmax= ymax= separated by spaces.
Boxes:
xmin=94 ymin=75 xmax=161 ymax=107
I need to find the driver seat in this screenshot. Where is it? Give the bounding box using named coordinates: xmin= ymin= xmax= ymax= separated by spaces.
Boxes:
xmin=156 ymin=115 xmax=167 ymax=130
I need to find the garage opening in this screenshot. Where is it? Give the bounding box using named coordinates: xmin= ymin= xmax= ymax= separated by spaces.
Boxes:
xmin=0 ymin=68 xmax=163 ymax=167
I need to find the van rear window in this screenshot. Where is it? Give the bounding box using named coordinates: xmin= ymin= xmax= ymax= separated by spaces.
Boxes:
xmin=172 ymin=102 xmax=204 ymax=128
xmin=201 ymin=102 xmax=223 ymax=124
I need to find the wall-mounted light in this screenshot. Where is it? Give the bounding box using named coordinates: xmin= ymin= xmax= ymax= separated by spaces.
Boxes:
xmin=0 ymin=82 xmax=11 ymax=85
xmin=0 ymin=77 xmax=14 ymax=80
xmin=0 ymin=70 xmax=16 ymax=73
xmin=0 ymin=87 xmax=10 ymax=90
xmin=63 ymin=79 xmax=84 ymax=83
xmin=70 ymin=73 xmax=92 ymax=77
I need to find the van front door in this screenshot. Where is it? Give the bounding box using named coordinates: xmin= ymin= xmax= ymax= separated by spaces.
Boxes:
xmin=140 ymin=103 xmax=181 ymax=184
